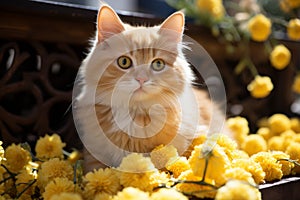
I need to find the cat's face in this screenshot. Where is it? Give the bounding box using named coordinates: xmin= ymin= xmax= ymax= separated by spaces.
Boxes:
xmin=84 ymin=6 xmax=193 ymax=108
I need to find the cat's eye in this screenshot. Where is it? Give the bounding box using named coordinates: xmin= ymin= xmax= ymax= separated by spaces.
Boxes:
xmin=117 ymin=56 xmax=132 ymax=69
xmin=151 ymin=59 xmax=165 ymax=71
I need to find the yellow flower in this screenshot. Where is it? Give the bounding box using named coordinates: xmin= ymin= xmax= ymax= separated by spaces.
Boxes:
xmin=267 ymin=136 xmax=284 ymax=151
xmin=113 ymin=187 xmax=150 ymax=200
xmin=281 ymin=130 xmax=296 ymax=150
xmin=50 ymin=192 xmax=82 ymax=200
xmin=268 ymin=114 xmax=291 ymax=135
xmin=43 ymin=178 xmax=75 ymax=200
xmin=247 ymin=76 xmax=273 ymax=98
xmin=226 ymin=117 xmax=249 ymax=147
xmin=151 ymin=188 xmax=188 ymax=200
xmin=150 ymin=144 xmax=178 ymax=169
xmin=4 ymin=144 xmax=31 ymax=173
xmin=247 ymin=14 xmax=272 ymax=42
xmin=84 ymin=168 xmax=121 ymax=199
xmin=176 ymin=169 xmax=216 ymax=199
xmin=292 ymin=74 xmax=300 ymax=94
xmin=271 ymin=151 xmax=294 ymax=176
xmin=242 ymin=135 xmax=267 ymax=156
xmin=231 ymin=158 xmax=265 ymax=184
xmin=188 ymin=144 xmax=230 ymax=185
xmin=224 ymin=167 xmax=255 ymax=185
xmin=117 ymin=153 xmax=166 ymax=192
xmin=16 ymin=169 xmax=37 ymax=196
xmin=251 ymin=152 xmax=283 ymax=181
xmin=270 ymin=45 xmax=291 ymax=70
xmin=291 ymin=117 xmax=300 ymax=132
xmin=287 ymin=18 xmax=300 ymax=40
xmin=281 ymin=0 xmax=300 ymax=11
xmin=35 ymin=134 xmax=66 ymax=160
xmin=257 ymin=127 xmax=272 ymax=141
xmin=165 ymin=156 xmax=190 ymax=178
xmin=215 ymin=180 xmax=261 ymax=200
xmin=230 ymin=150 xmax=250 ymax=160
xmin=94 ymin=193 xmax=113 ymax=200
xmin=68 ymin=150 xmax=82 ymax=164
xmin=285 ymin=142 xmax=300 ymax=173
xmin=196 ymin=0 xmax=224 ymax=20
xmin=38 ymin=158 xmax=73 ymax=189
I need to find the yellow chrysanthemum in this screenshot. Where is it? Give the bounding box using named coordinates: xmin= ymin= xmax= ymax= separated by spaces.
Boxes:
xmin=16 ymin=169 xmax=37 ymax=197
xmin=224 ymin=167 xmax=255 ymax=185
xmin=4 ymin=144 xmax=31 ymax=173
xmin=267 ymin=136 xmax=284 ymax=151
xmin=247 ymin=14 xmax=272 ymax=41
xmin=117 ymin=153 xmax=167 ymax=192
xmin=196 ymin=0 xmax=225 ymax=20
xmin=113 ymin=187 xmax=150 ymax=200
xmin=50 ymin=192 xmax=82 ymax=200
xmin=43 ymin=178 xmax=75 ymax=200
xmin=94 ymin=193 xmax=113 ymax=200
xmin=215 ymin=134 xmax=238 ymax=160
xmin=226 ymin=117 xmax=249 ymax=147
xmin=251 ymin=152 xmax=283 ymax=181
xmin=37 ymin=158 xmax=73 ymax=189
xmin=231 ymin=158 xmax=265 ymax=184
xmin=292 ymin=74 xmax=300 ymax=94
xmin=281 ymin=130 xmax=296 ymax=150
xmin=215 ymin=180 xmax=261 ymax=200
xmin=230 ymin=150 xmax=250 ymax=160
xmin=268 ymin=114 xmax=291 ymax=135
xmin=285 ymin=142 xmax=300 ymax=173
xmin=176 ymin=169 xmax=216 ymax=199
xmin=271 ymin=151 xmax=294 ymax=176
xmin=165 ymin=156 xmax=190 ymax=178
xmin=184 ymin=134 xmax=207 ymax=157
xmin=247 ymin=75 xmax=273 ymax=98
xmin=188 ymin=144 xmax=230 ymax=185
xmin=257 ymin=127 xmax=272 ymax=141
xmin=151 ymin=188 xmax=188 ymax=200
xmin=242 ymin=135 xmax=267 ymax=156
xmin=270 ymin=45 xmax=291 ymax=70
xmin=84 ymin=168 xmax=121 ymax=199
xmin=290 ymin=118 xmax=300 ymax=132
xmin=150 ymin=144 xmax=178 ymax=169
xmin=35 ymin=134 xmax=66 ymax=160
xmin=287 ymin=18 xmax=300 ymax=40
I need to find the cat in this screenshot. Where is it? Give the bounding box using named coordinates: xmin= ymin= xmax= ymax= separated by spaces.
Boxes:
xmin=73 ymin=5 xmax=230 ymax=172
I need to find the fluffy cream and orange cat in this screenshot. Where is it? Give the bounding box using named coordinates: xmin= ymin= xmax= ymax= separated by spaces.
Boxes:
xmin=74 ymin=5 xmax=230 ymax=172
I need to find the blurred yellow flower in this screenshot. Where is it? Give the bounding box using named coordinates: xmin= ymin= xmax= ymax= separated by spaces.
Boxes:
xmin=242 ymin=134 xmax=267 ymax=156
xmin=175 ymin=169 xmax=216 ymax=199
xmin=113 ymin=187 xmax=150 ymax=200
xmin=118 ymin=153 xmax=156 ymax=173
xmin=271 ymin=151 xmax=294 ymax=176
xmin=292 ymin=74 xmax=300 ymax=94
xmin=215 ymin=180 xmax=261 ymax=200
xmin=150 ymin=144 xmax=178 ymax=169
xmin=285 ymin=142 xmax=300 ymax=173
xmin=50 ymin=192 xmax=82 ymax=200
xmin=224 ymin=167 xmax=255 ymax=185
xmin=230 ymin=150 xmax=250 ymax=160
xmin=165 ymin=156 xmax=190 ymax=178
xmin=287 ymin=18 xmax=300 ymax=40
xmin=43 ymin=178 xmax=75 ymax=200
xmin=257 ymin=127 xmax=272 ymax=141
xmin=268 ymin=113 xmax=291 ymax=135
xmin=38 ymin=158 xmax=73 ymax=189
xmin=270 ymin=45 xmax=291 ymax=70
xmin=94 ymin=193 xmax=113 ymax=200
xmin=196 ymin=0 xmax=224 ymax=20
xmin=267 ymin=136 xmax=284 ymax=151
xmin=247 ymin=75 xmax=273 ymax=98
xmin=16 ymin=169 xmax=36 ymax=197
xmin=151 ymin=188 xmax=188 ymax=200
xmin=251 ymin=152 xmax=283 ymax=181
xmin=4 ymin=144 xmax=31 ymax=173
xmin=188 ymin=144 xmax=230 ymax=185
xmin=35 ymin=134 xmax=66 ymax=160
xmin=226 ymin=116 xmax=249 ymax=147
xmin=231 ymin=158 xmax=265 ymax=184
xmin=84 ymin=168 xmax=121 ymax=199
xmin=291 ymin=117 xmax=300 ymax=132
xmin=247 ymin=14 xmax=272 ymax=42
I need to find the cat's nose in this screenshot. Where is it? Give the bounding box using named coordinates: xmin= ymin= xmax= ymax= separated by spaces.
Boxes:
xmin=135 ymin=77 xmax=149 ymax=85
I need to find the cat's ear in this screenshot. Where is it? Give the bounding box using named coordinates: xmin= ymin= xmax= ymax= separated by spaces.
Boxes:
xmin=97 ymin=5 xmax=125 ymax=43
xmin=159 ymin=11 xmax=185 ymax=42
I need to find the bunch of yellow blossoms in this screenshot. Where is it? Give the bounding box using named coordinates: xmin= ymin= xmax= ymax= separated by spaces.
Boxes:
xmin=1 ymin=114 xmax=300 ymax=200
xmin=166 ymin=0 xmax=300 ymax=99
